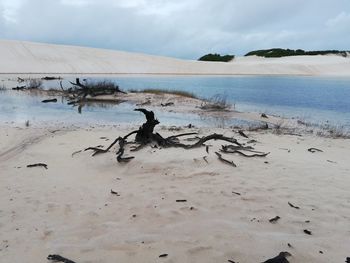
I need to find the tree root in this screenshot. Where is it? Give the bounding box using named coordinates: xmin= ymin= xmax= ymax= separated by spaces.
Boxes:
xmin=221 ymin=146 xmax=270 ymax=157
xmin=215 ymin=152 xmax=237 ymax=167
xmin=84 ymin=108 xmax=267 ymax=166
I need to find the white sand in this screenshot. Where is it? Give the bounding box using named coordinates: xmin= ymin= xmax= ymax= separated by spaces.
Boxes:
xmin=1 ymin=124 xmax=349 ymax=262
xmin=1 ymin=39 xmax=350 ymax=75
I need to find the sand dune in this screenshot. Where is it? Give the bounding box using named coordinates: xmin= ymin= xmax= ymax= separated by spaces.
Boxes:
xmin=1 ymin=39 xmax=350 ymax=75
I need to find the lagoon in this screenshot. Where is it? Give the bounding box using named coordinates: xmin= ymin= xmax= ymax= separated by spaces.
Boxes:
xmin=1 ymin=75 xmax=350 ymax=128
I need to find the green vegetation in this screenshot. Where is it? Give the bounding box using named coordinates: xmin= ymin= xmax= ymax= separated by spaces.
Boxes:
xmin=245 ymin=48 xmax=349 ymax=58
xmin=83 ymin=80 xmax=123 ymax=94
xmin=130 ymin=88 xmax=197 ymax=99
xmin=198 ymin=53 xmax=235 ymax=62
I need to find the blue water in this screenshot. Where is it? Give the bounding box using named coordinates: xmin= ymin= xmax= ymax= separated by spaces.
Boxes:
xmin=1 ymin=75 xmax=350 ymax=128
xmin=112 ymin=75 xmax=350 ymax=125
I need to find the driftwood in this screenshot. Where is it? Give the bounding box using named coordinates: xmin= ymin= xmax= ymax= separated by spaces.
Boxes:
xmin=111 ymin=189 xmax=120 ymax=196
xmin=247 ymin=139 xmax=257 ymax=144
xmin=42 ymin=98 xmax=57 ymax=103
xmin=47 ymin=254 xmax=76 ymax=263
xmin=85 ymin=131 xmax=135 ymax=156
xmin=116 ymin=137 xmax=135 ymax=162
xmin=12 ymin=85 xmax=26 ymax=90
xmin=27 ymin=163 xmax=48 ymax=169
xmin=71 ymin=150 xmax=82 ymax=157
xmin=215 ymin=152 xmax=237 ymax=167
xmin=84 ymin=109 xmax=270 ymax=167
xmin=221 ymin=145 xmax=270 ymax=157
xmin=303 ymin=229 xmax=312 ymax=235
xmin=221 ymin=148 xmax=270 ymax=158
xmin=288 ymin=202 xmax=300 ymax=209
xmin=308 ymin=147 xmax=323 ymax=153
xmin=238 ymin=130 xmax=248 ymax=138
xmin=41 ymin=76 xmax=62 ymax=80
xmin=161 ymin=102 xmax=174 ymax=107
xmin=262 ymin=252 xmax=291 ymax=263
xmin=269 ymin=216 xmax=281 ymax=223
xmin=65 ymin=78 xmax=126 ymax=111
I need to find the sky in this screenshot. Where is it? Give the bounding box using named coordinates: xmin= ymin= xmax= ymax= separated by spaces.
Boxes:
xmin=0 ymin=0 xmax=349 ymax=59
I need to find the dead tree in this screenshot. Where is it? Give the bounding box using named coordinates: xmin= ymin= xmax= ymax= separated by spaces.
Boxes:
xmin=67 ymin=78 xmax=90 ymax=105
xmin=64 ymin=78 xmax=126 ymax=113
xmin=84 ymin=108 xmax=269 ymax=166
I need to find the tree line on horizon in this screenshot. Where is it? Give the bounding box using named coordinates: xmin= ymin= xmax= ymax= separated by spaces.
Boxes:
xmin=244 ymin=48 xmax=349 ymax=58
xmin=198 ymin=48 xmax=349 ymax=61
xmin=198 ymin=53 xmax=235 ymax=62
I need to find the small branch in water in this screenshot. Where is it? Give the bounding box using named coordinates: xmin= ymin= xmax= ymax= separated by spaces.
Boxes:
xmin=41 ymin=76 xmax=62 ymax=80
xmin=42 ymin=98 xmax=57 ymax=103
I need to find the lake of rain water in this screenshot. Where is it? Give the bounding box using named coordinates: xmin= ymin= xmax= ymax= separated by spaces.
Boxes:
xmin=1 ymin=75 xmax=350 ymax=128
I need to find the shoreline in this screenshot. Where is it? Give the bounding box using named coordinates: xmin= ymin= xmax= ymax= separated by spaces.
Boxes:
xmin=2 ymin=72 xmax=350 ymax=77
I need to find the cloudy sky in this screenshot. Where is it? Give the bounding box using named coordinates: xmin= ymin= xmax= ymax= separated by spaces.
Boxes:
xmin=0 ymin=0 xmax=349 ymax=59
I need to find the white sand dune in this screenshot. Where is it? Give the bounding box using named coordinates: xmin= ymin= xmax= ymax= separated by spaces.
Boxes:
xmin=1 ymin=39 xmax=350 ymax=75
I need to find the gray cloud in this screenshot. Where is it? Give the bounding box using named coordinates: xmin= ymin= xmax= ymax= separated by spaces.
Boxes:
xmin=0 ymin=0 xmax=349 ymax=59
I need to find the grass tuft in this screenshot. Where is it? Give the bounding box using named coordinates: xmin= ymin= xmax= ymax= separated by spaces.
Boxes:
xmin=27 ymin=79 xmax=42 ymax=89
xmin=130 ymin=88 xmax=197 ymax=99
xmin=0 ymin=84 xmax=6 ymax=92
xmin=200 ymin=94 xmax=231 ymax=111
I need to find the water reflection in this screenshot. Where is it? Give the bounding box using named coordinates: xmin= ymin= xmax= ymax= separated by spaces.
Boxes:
xmin=1 ymin=88 xmax=254 ymax=128
xmin=72 ymin=100 xmax=124 ymax=114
